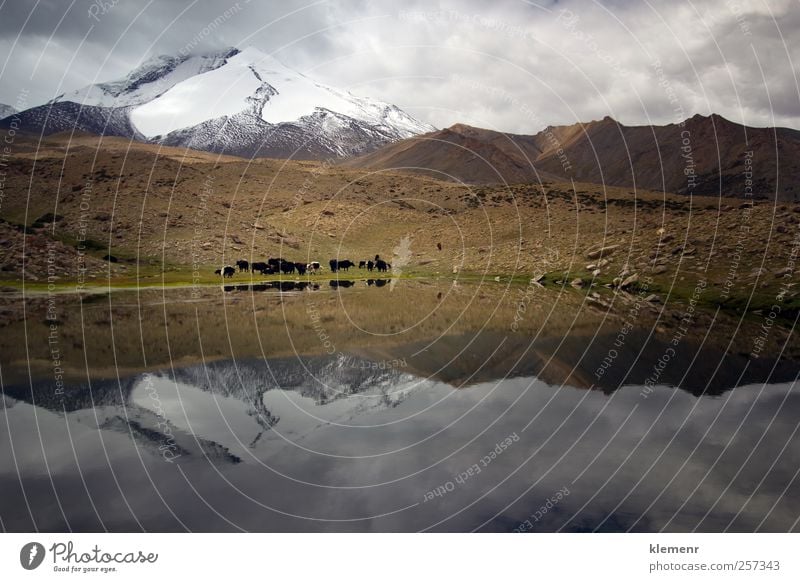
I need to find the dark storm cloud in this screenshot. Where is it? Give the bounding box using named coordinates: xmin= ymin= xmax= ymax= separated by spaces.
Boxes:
xmin=0 ymin=0 xmax=798 ymax=132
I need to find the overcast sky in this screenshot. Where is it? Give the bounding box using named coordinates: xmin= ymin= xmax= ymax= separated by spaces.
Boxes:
xmin=0 ymin=0 xmax=798 ymax=133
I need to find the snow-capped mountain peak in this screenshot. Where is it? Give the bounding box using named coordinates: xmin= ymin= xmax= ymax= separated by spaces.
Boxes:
xmin=129 ymin=47 xmax=433 ymax=140
xmin=21 ymin=46 xmax=434 ymax=159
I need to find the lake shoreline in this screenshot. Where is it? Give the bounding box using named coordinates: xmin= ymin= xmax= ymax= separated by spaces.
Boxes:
xmin=2 ymin=266 xmax=797 ymax=322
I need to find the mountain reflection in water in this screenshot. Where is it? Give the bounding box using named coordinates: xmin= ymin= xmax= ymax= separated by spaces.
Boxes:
xmin=1 ymin=281 xmax=798 ymax=532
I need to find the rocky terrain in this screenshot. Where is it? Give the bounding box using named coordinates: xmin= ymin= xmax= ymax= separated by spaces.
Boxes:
xmin=0 ymin=220 xmax=124 ymax=284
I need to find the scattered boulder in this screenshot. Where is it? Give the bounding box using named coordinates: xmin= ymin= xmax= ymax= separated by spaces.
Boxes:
xmin=620 ymin=273 xmax=639 ymax=289
xmin=570 ymin=278 xmax=585 ymax=288
xmin=587 ymin=244 xmax=619 ymax=260
xmin=269 ymin=232 xmax=301 ymax=249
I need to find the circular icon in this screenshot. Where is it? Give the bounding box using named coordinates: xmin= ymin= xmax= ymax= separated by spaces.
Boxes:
xmin=19 ymin=542 xmax=45 ymax=570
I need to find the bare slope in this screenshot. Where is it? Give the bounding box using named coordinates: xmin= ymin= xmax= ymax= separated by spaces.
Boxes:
xmin=347 ymin=115 xmax=800 ymax=200
xmin=343 ymin=123 xmax=561 ymax=184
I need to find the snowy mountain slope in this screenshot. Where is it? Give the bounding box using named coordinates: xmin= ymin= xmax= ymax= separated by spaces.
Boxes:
xmin=1 ymin=49 xmax=237 ymax=140
xmin=54 ymin=48 xmax=239 ymax=109
xmin=130 ymin=47 xmax=431 ymax=139
xmin=159 ymin=107 xmax=428 ymax=159
xmin=0 ymin=103 xmax=16 ymax=120
xmin=1 ymin=47 xmax=434 ymax=159
xmin=128 ymin=47 xmax=433 ymax=157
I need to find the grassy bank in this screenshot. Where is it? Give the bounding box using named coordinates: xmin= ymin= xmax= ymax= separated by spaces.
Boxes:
xmin=3 ymin=263 xmax=797 ymax=326
xmin=534 ymin=268 xmax=800 ymax=322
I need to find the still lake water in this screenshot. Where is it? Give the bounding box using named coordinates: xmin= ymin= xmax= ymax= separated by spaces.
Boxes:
xmin=1 ymin=279 xmax=799 ymax=532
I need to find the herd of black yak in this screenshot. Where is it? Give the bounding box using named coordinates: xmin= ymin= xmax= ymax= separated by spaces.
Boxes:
xmin=215 ymin=255 xmax=393 ymax=278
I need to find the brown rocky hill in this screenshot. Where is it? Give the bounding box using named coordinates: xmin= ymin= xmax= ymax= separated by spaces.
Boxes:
xmin=342 ymin=123 xmax=562 ymax=184
xmin=346 ymin=115 xmax=800 ymax=200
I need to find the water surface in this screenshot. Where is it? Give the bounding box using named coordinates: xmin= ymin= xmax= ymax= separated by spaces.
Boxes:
xmin=1 ymin=279 xmax=798 ymax=531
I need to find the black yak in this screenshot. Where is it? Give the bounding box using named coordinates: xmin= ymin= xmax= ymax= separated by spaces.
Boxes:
xmin=251 ymin=262 xmax=270 ymax=275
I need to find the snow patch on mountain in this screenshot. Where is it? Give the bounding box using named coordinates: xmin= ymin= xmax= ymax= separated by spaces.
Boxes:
xmin=0 ymin=103 xmax=17 ymax=120
xmin=130 ymin=51 xmax=265 ymax=137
